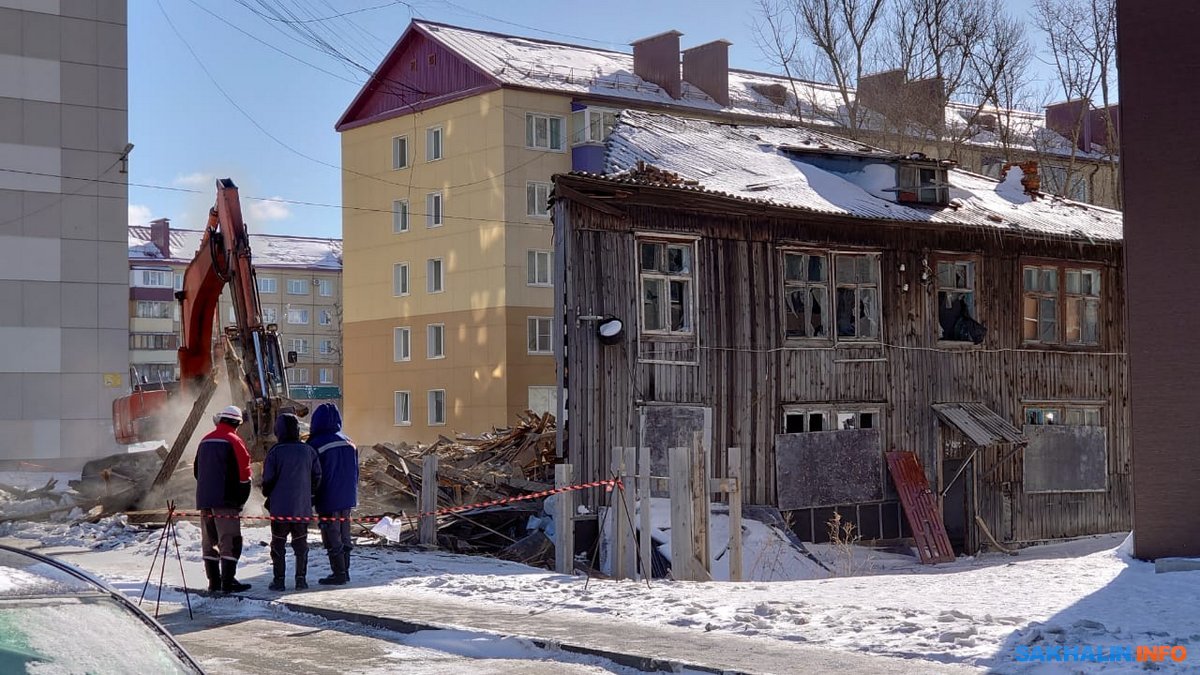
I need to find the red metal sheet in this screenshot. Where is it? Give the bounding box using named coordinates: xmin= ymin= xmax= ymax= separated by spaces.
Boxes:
xmin=886 ymin=451 xmax=956 ymax=564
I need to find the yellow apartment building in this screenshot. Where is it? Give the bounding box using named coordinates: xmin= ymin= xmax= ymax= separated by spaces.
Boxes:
xmin=127 ymin=219 xmax=343 ymax=413
xmin=337 ymin=20 xmax=1120 ymax=444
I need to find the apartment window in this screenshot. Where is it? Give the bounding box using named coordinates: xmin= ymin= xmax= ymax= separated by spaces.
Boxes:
xmin=288 ymin=338 xmax=309 ymax=354
xmin=174 ymin=304 xmax=181 ymax=321
xmin=427 ymin=258 xmax=444 ymax=293
xmin=392 ymin=135 xmax=409 ymax=170
xmin=136 ymin=363 xmax=177 ymax=384
xmin=319 ymin=339 xmax=334 ymax=355
xmin=527 ymin=317 xmax=553 ymax=355
xmin=896 ymin=163 xmax=949 ymax=205
xmin=317 ymin=279 xmax=334 ymax=297
xmin=135 ymin=269 xmax=171 ymax=288
xmin=318 ymin=309 xmax=332 ymax=326
xmin=428 ymin=389 xmax=446 ymax=425
xmin=287 ymin=308 xmax=309 ymax=325
xmin=258 ymin=277 xmax=277 ymax=294
xmin=525 ymin=113 xmax=564 ymax=151
xmin=1022 ymin=263 xmax=1101 ymax=346
xmin=135 ymin=301 xmax=172 ymax=319
xmin=393 ymin=327 xmax=411 ymax=362
xmin=528 ymin=386 xmax=557 ymax=416
xmin=129 ymin=333 xmax=178 ymax=350
xmin=174 ymin=273 xmax=184 ymax=291
xmin=1041 ymin=165 xmax=1089 ymax=202
xmin=426 ymin=126 xmax=443 ymax=161
xmin=426 ymin=192 xmax=443 ymax=227
xmin=393 ymin=262 xmax=409 ymax=296
xmin=292 ymin=368 xmax=310 ymax=384
xmin=526 ymin=182 xmax=551 ymax=218
xmin=527 ymin=250 xmax=552 ymax=286
xmin=394 ymin=391 xmax=411 ymax=426
xmin=392 ymin=199 xmax=409 ymax=233
xmin=783 ymin=406 xmax=879 ymax=434
xmin=319 ymin=368 xmax=333 ymax=384
xmin=936 ymin=259 xmax=984 ymax=343
xmin=287 ymin=279 xmax=309 ymax=295
xmin=262 ymin=306 xmax=278 ymax=323
xmin=639 ymin=240 xmax=695 ymax=335
xmin=834 ymin=253 xmax=881 ymax=340
xmin=427 ymin=324 xmax=445 ymax=359
xmin=571 ymin=107 xmax=619 ymax=144
xmin=783 ymin=251 xmax=829 ymax=339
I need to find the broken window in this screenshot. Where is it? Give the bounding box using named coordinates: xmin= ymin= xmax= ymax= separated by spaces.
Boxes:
xmin=783 ymin=406 xmax=878 ymax=434
xmin=834 ymin=254 xmax=880 ymax=339
xmin=937 ymin=260 xmax=986 ymax=343
xmin=896 ymin=163 xmax=950 ymax=205
xmin=639 ymin=240 xmax=695 ymax=335
xmin=783 ymin=252 xmax=829 ymax=339
xmin=1025 ymin=405 xmax=1101 ymax=427
xmin=1023 ymin=263 xmax=1101 ymax=346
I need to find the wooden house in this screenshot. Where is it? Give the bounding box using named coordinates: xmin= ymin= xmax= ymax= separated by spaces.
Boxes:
xmin=552 ymin=111 xmax=1128 ymax=553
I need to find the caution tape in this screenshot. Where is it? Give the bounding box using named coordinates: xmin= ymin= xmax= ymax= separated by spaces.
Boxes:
xmin=168 ymin=478 xmax=622 ymax=524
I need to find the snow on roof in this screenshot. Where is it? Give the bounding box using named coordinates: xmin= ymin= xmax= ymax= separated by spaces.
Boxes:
xmin=127 ymin=227 xmax=342 ymax=269
xmin=600 ymin=111 xmax=1122 ymax=242
xmin=415 ymin=21 xmax=1088 ymax=157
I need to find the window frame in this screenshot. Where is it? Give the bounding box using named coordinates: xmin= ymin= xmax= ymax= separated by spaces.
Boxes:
xmin=288 ymin=337 xmax=309 ymax=355
xmin=571 ymin=107 xmax=620 ymax=145
xmin=392 ymin=135 xmax=409 ymax=170
xmin=896 ymin=163 xmax=950 ymax=205
xmin=427 ymin=323 xmax=445 ymax=360
xmin=318 ymin=339 xmax=333 ymax=355
xmin=427 ymin=258 xmax=444 ymax=294
xmin=318 ymin=309 xmax=332 ymax=326
xmin=527 ymin=316 xmax=553 ymax=355
xmin=426 ymin=126 xmax=443 ymax=162
xmin=782 ymin=404 xmax=882 ymax=434
xmin=318 ymin=367 xmax=333 ymax=384
xmin=933 ymin=254 xmax=982 ymax=345
xmin=292 ymin=367 xmax=309 ymax=384
xmin=135 ymin=300 xmax=171 ymax=319
xmin=526 ymin=181 xmax=552 ymax=218
xmin=428 ymin=389 xmax=447 ymax=426
xmin=287 ymin=278 xmax=309 ymax=295
xmin=262 ymin=306 xmax=278 ymax=324
xmin=638 ymin=237 xmax=698 ymax=338
xmin=781 ymin=249 xmax=831 ymax=341
xmin=286 ymin=308 xmax=310 ymax=325
xmin=394 ymin=390 xmax=411 ymax=426
xmin=317 ymin=279 xmax=334 ymax=297
xmin=393 ymin=326 xmax=411 ymax=362
xmin=257 ymin=276 xmax=278 ymax=294
xmin=1021 ymin=259 xmax=1103 ymax=348
xmin=527 ymin=249 xmax=553 ymax=287
xmin=426 ymin=191 xmax=443 ymax=228
xmin=393 ymin=262 xmax=410 ymax=297
xmin=525 ymin=112 xmax=565 ymax=152
xmin=392 ymin=199 xmax=409 ymax=233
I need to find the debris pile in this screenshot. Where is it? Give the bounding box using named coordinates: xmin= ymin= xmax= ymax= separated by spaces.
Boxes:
xmin=362 ymin=411 xmax=560 ymax=565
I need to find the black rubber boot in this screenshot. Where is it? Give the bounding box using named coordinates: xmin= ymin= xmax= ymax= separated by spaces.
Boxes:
xmin=204 ymin=560 xmax=221 ymax=593
xmin=294 ymin=542 xmax=309 ymax=590
xmin=221 ymin=560 xmax=252 ymax=593
xmin=318 ymin=550 xmax=348 ymax=585
xmin=342 ymin=550 xmax=351 ymax=582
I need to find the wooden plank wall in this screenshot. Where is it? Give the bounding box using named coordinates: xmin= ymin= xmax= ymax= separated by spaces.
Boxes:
xmin=557 ymin=197 xmax=1130 ymax=544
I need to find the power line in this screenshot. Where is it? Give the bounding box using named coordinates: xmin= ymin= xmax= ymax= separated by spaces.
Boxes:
xmin=429 ymin=0 xmax=624 ymax=48
xmin=242 ymin=0 xmax=411 ymax=24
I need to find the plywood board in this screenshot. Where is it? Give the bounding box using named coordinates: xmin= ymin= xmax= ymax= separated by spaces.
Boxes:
xmin=1023 ymin=425 xmax=1108 ymax=493
xmin=774 ymin=429 xmax=882 ymax=510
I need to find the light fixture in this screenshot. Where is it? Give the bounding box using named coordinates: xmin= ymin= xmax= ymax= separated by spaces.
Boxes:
xmin=597 ymin=317 xmax=625 ymax=345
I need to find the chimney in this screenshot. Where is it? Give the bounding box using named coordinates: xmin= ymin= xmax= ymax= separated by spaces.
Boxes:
xmin=1002 ymin=160 xmax=1041 ymax=197
xmin=1045 ymin=99 xmax=1092 ymax=152
xmin=149 ymin=217 xmax=170 ymax=259
xmin=857 ymin=69 xmax=906 ymax=120
xmin=632 ymin=30 xmax=682 ymax=99
xmin=682 ymin=39 xmax=731 ymax=106
xmin=1088 ymin=103 xmax=1120 ymax=150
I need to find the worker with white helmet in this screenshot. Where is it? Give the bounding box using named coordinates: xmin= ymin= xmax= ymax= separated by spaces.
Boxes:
xmin=195 ymin=405 xmax=254 ymax=594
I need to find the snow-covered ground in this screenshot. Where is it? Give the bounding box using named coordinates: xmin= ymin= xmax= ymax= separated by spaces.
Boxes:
xmin=3 ymin=511 xmax=1197 ymax=673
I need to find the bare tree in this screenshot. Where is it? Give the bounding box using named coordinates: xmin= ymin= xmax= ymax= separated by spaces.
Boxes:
xmin=795 ymin=0 xmax=888 ymax=134
xmin=751 ymin=0 xmax=807 ymax=121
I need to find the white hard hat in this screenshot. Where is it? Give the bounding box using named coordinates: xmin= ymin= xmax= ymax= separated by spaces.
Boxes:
xmin=214 ymin=405 xmax=243 ymax=425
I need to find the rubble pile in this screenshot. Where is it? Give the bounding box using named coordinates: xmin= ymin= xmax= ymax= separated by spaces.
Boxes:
xmin=362 ymin=411 xmax=560 ymax=565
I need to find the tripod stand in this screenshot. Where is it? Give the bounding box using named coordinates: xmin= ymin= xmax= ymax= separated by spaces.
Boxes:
xmin=139 ymin=500 xmax=193 ymax=620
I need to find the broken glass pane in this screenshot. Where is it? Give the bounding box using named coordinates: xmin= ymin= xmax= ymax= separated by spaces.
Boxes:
xmin=1022 ymin=297 xmax=1039 ymax=341
xmin=810 ymin=287 xmax=828 ymax=337
xmin=1082 ymin=299 xmax=1100 ymax=343
xmin=836 ymin=287 xmax=856 ymax=337
xmin=808 ymin=254 xmax=826 ymax=282
xmin=785 ymin=413 xmax=804 ymax=434
xmin=641 ymin=243 xmax=662 ymax=272
xmin=808 ymin=413 xmax=824 ymax=432
xmin=642 ymin=279 xmax=664 ymax=331
xmin=784 ymin=253 xmax=804 ymax=281
xmin=860 ymin=412 xmax=874 ymax=429
xmin=1083 ymin=269 xmax=1101 ymax=296
xmin=667 ymin=245 xmax=692 ymax=274
xmin=1023 ymin=267 xmax=1039 ymax=291
xmin=938 ymin=262 xmax=955 ymax=289
xmin=837 ymin=412 xmax=857 ymax=429
xmin=955 ymin=262 xmax=971 ymax=289
xmin=785 ymin=288 xmax=807 ymax=338
xmin=1039 ymin=298 xmax=1057 ymax=343
xmin=858 ymin=288 xmax=879 ymax=338
xmin=669 ymin=280 xmax=691 ymax=331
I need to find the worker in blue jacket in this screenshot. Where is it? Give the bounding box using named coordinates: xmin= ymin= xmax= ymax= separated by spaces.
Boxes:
xmin=262 ymin=412 xmax=321 ymax=591
xmin=307 ymin=403 xmax=359 ymax=585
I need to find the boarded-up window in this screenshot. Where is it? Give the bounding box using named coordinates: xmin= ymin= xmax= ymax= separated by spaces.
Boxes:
xmin=1022 ymin=425 xmax=1107 ymax=493
xmin=639 ymin=405 xmax=711 ymax=497
xmin=775 ymin=429 xmax=883 ymax=509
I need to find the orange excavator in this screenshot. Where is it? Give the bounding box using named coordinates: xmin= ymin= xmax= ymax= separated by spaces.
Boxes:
xmin=113 ymin=178 xmax=305 ymax=460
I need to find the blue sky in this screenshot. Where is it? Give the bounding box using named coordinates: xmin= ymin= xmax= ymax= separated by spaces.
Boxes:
xmin=129 ymin=0 xmax=1054 ymax=239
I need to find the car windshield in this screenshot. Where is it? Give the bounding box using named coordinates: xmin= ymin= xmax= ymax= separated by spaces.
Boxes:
xmin=0 ymin=596 xmax=197 ymax=674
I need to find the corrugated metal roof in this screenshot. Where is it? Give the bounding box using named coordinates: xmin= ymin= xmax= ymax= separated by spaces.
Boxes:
xmin=933 ymin=403 xmax=1026 ymax=446
xmin=598 ymin=111 xmax=1122 ymax=242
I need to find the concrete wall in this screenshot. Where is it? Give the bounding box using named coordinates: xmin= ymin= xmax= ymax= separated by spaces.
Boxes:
xmin=0 ymin=0 xmax=128 ymax=467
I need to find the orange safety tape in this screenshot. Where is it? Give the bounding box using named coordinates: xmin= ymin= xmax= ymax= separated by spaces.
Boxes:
xmin=170 ymin=478 xmax=623 ymax=523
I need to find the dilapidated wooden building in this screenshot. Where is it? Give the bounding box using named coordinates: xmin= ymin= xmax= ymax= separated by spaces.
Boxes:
xmin=553 ymin=111 xmax=1128 ymax=553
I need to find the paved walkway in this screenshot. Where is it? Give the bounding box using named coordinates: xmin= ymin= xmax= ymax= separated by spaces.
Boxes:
xmin=264 ymin=585 xmax=982 ymax=675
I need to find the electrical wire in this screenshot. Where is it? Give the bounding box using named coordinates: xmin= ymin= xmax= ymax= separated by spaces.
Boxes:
xmin=0 ymin=155 xmax=125 ymax=229
xmin=243 ymin=0 xmax=411 ymax=24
